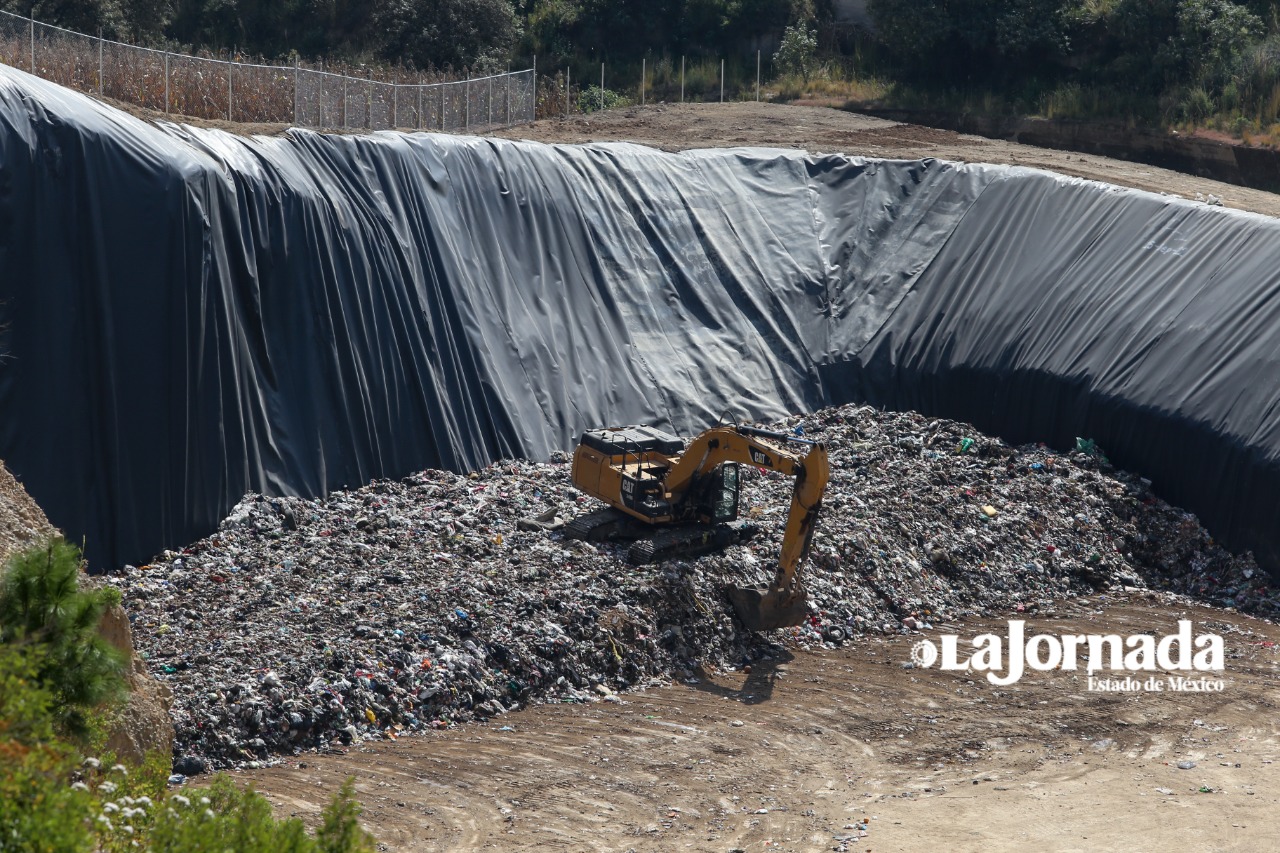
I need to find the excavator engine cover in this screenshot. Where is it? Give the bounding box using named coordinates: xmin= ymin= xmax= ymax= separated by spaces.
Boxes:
xmin=726 ymin=584 xmax=809 ymax=631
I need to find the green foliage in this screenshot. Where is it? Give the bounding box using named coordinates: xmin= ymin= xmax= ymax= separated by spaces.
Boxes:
xmin=0 ymin=539 xmax=373 ymax=851
xmin=524 ymin=0 xmax=794 ymax=69
xmin=1177 ymin=85 xmax=1217 ymax=121
xmin=577 ymin=83 xmax=630 ymax=111
xmin=0 ymin=646 xmax=96 ymax=853
xmin=774 ymin=23 xmax=817 ymax=82
xmin=860 ymin=0 xmax=1280 ymax=135
xmin=146 ymin=776 xmax=373 ymax=853
xmin=374 ymin=0 xmax=523 ymax=70
xmin=0 ymin=539 xmax=127 ymax=741
xmin=316 ymin=778 xmax=374 ymax=853
xmin=867 ymin=0 xmax=1074 ymax=84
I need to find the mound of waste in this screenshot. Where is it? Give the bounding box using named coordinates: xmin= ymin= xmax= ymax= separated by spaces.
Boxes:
xmin=112 ymin=404 xmax=1269 ymax=771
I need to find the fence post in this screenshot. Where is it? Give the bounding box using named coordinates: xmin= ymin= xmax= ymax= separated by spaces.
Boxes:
xmin=293 ymin=56 xmax=299 ymax=125
xmin=756 ymin=50 xmax=760 ymax=102
xmin=465 ymin=72 xmax=470 ymax=130
xmin=600 ymin=62 xmax=604 ymax=112
xmin=366 ymin=69 xmax=372 ymax=130
xmin=418 ymin=82 xmax=423 ymax=130
xmin=342 ymin=76 xmax=347 ymax=128
xmin=227 ymin=60 xmax=233 ymax=121
xmin=164 ymin=52 xmax=170 ymax=113
xmin=565 ymin=67 xmax=569 ymax=119
xmin=681 ymin=56 xmax=685 ymax=104
xmin=506 ymin=72 xmax=511 ymax=125
xmin=29 ymin=17 xmax=34 ymax=74
xmin=720 ymin=59 xmax=724 ymax=103
xmin=98 ymin=29 xmax=103 ymax=95
xmin=488 ymin=75 xmax=492 ymax=128
xmin=641 ymin=57 xmax=645 ymax=107
xmin=441 ymin=83 xmax=445 ymax=131
xmin=393 ymin=83 xmax=398 ymax=129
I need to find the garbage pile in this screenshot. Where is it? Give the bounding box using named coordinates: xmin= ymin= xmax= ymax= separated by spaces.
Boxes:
xmin=112 ymin=403 xmax=1269 ymax=770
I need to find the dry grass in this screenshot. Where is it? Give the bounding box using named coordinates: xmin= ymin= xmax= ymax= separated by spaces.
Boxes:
xmin=0 ymin=16 xmax=529 ymax=130
xmin=768 ymin=74 xmax=889 ymax=105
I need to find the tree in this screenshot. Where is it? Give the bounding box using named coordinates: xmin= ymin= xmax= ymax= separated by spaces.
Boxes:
xmin=375 ymin=0 xmax=522 ymax=70
xmin=867 ymin=0 xmax=1075 ymax=85
xmin=0 ymin=645 xmax=96 ymax=853
xmin=1098 ymin=0 xmax=1262 ymax=92
xmin=0 ymin=538 xmax=126 ymax=740
xmin=774 ymin=21 xmax=817 ymax=81
xmin=1177 ymin=0 xmax=1264 ymax=83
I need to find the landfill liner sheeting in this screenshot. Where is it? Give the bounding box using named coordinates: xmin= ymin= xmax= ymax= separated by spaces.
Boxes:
xmin=2 ymin=65 xmax=1280 ymax=575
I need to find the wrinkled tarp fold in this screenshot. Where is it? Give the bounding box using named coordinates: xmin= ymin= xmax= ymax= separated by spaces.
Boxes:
xmin=2 ymin=66 xmax=1279 ymax=576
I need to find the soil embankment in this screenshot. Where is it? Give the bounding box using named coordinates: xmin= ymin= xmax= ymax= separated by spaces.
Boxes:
xmin=859 ymin=108 xmax=1280 ymax=195
xmin=498 ymin=101 xmax=1280 ymax=217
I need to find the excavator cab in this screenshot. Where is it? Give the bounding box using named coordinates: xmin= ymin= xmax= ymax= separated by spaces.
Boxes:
xmin=692 ymin=463 xmax=740 ymax=524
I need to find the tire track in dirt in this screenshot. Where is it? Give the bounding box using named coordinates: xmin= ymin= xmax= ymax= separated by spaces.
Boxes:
xmin=236 ymin=596 xmax=1280 ymax=851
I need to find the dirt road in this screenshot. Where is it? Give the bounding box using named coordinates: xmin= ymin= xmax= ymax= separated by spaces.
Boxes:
xmin=239 ymin=595 xmax=1280 ymax=852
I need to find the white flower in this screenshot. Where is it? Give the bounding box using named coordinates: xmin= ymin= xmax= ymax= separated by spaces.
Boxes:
xmin=96 ymin=815 xmax=113 ymax=831
xmin=111 ymin=764 xmax=128 ymax=775
xmin=99 ymin=782 xmax=118 ymax=794
xmin=121 ymin=825 xmax=135 ymax=835
xmin=102 ymin=802 xmax=119 ymax=814
xmin=203 ymin=808 xmax=215 ymax=820
xmin=135 ymin=797 xmax=152 ymax=808
xmin=83 ymin=757 xmax=101 ymax=770
xmin=171 ymin=795 xmax=190 ymax=807
xmin=199 ymin=797 xmax=211 ymax=806
xmin=70 ymin=782 xmax=89 ymax=793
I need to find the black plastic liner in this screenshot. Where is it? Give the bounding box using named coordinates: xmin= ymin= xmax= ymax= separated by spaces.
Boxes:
xmin=2 ymin=66 xmax=1279 ymax=575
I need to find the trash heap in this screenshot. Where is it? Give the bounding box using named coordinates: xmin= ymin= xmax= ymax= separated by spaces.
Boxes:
xmin=112 ymin=403 xmax=1269 ymax=770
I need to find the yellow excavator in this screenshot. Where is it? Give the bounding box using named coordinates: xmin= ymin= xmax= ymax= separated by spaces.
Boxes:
xmin=566 ymin=423 xmax=829 ymax=631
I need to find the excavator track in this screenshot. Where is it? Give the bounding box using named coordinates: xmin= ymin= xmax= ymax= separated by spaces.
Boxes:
xmin=625 ymin=521 xmax=760 ymax=566
xmin=563 ymin=507 xmax=637 ymax=542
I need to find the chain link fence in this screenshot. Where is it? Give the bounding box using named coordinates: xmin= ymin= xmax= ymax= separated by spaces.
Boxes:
xmin=0 ymin=9 xmax=534 ymax=132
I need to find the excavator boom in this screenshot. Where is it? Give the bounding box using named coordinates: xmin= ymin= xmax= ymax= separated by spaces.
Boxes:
xmin=566 ymin=422 xmax=830 ymax=631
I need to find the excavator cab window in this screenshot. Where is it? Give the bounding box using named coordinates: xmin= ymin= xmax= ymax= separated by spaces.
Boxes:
xmin=712 ymin=463 xmax=740 ymax=523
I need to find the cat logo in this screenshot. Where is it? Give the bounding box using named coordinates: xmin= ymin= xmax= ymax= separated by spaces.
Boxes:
xmin=621 ymin=479 xmax=635 ymax=494
xmin=749 ymin=448 xmax=772 ymax=467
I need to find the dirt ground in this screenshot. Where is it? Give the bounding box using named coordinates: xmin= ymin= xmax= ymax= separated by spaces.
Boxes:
xmin=493 ymin=102 xmax=1280 ymax=219
xmin=239 ymin=594 xmax=1280 ymax=852
xmin=145 ymin=97 xmax=1280 ymax=218
xmin=100 ymin=102 xmax=1280 ymax=849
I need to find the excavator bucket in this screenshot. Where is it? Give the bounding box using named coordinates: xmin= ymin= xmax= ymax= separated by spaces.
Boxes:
xmin=726 ymin=584 xmax=809 ymax=632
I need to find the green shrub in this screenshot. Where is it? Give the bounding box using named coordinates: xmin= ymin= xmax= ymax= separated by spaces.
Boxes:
xmin=774 ymin=24 xmax=818 ymax=83
xmin=577 ymin=85 xmax=631 ymax=112
xmin=146 ymin=776 xmax=373 ymax=853
xmin=316 ymin=778 xmax=374 ymax=853
xmin=0 ymin=645 xmax=96 ymax=853
xmin=0 ymin=540 xmax=376 ymax=852
xmin=0 ymin=539 xmax=127 ymax=741
xmin=1177 ymin=85 xmax=1216 ymax=121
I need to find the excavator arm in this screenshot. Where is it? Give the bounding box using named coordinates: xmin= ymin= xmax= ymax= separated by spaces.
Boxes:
xmin=663 ymin=425 xmax=829 ymax=630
